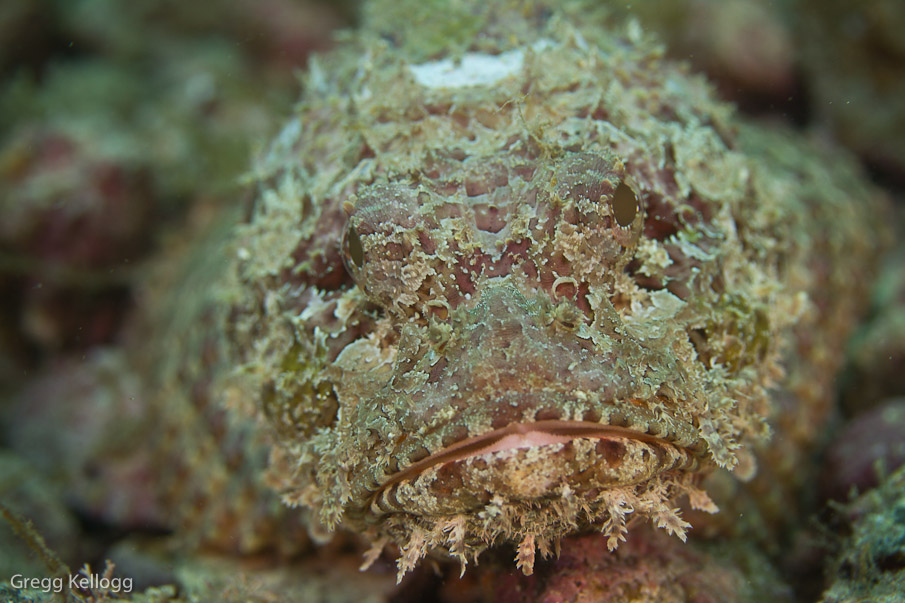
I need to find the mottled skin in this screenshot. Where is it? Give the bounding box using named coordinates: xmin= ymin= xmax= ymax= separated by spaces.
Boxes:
xmin=228 ymin=0 xmax=888 ymax=578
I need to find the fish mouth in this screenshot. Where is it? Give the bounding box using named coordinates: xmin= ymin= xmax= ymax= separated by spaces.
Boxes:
xmin=369 ymin=413 xmax=710 ymax=517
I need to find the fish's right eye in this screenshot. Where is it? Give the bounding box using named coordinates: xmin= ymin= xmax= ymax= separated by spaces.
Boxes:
xmin=347 ymin=224 xmax=364 ymax=268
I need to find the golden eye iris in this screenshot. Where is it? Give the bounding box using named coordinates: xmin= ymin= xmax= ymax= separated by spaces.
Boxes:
xmin=612 ymin=182 xmax=639 ymax=227
xmin=348 ymin=224 xmax=364 ymax=267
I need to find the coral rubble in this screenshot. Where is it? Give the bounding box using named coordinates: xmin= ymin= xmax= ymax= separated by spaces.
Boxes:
xmin=820 ymin=464 xmax=905 ymax=602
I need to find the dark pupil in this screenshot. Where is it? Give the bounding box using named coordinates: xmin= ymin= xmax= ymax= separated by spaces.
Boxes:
xmin=348 ymin=224 xmax=364 ymax=267
xmin=612 ymin=182 xmax=638 ymax=227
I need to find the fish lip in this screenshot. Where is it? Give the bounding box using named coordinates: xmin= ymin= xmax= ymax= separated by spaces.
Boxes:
xmin=374 ymin=418 xmax=707 ymax=497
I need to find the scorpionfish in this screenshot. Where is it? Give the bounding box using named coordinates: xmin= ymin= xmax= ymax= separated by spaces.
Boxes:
xmin=219 ymin=0 xmax=889 ymax=578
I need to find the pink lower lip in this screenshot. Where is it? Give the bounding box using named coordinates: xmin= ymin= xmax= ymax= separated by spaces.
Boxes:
xmin=375 ymin=419 xmax=694 ymax=495
xmin=476 ymin=429 xmax=575 ymax=455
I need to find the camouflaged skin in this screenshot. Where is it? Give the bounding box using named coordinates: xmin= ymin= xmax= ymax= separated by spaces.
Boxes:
xmin=225 ymin=0 xmax=889 ymax=578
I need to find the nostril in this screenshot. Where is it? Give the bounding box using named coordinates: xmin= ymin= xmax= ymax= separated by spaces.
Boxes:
xmin=473 ymin=203 xmax=507 ymax=233
xmin=553 ymin=276 xmax=577 ymax=300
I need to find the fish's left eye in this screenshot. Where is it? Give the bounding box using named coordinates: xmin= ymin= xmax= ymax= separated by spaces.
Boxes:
xmin=612 ymin=181 xmax=639 ymax=227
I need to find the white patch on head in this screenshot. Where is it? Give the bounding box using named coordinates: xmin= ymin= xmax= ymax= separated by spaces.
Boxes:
xmin=409 ymin=41 xmax=553 ymax=89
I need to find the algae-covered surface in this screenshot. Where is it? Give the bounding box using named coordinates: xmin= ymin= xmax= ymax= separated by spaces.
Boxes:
xmin=1 ymin=1 xmax=903 ymax=602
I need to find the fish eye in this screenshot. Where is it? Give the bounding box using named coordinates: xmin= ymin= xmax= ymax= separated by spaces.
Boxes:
xmin=347 ymin=224 xmax=364 ymax=267
xmin=612 ymin=181 xmax=639 ymax=227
